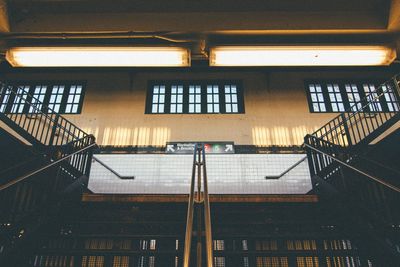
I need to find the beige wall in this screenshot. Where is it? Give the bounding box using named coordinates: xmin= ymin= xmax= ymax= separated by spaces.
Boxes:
xmin=2 ymin=69 xmax=394 ymax=146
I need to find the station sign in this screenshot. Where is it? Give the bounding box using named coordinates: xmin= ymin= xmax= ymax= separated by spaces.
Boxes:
xmin=165 ymin=142 xmax=235 ymax=154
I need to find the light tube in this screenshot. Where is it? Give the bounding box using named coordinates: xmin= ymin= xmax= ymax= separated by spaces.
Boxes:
xmin=6 ymin=47 xmax=191 ymax=67
xmin=210 ymin=46 xmax=396 ymax=66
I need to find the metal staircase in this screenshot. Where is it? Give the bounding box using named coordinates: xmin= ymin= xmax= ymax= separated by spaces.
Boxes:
xmin=304 ymin=75 xmax=400 ymax=265
xmin=0 ymin=82 xmax=96 ymax=265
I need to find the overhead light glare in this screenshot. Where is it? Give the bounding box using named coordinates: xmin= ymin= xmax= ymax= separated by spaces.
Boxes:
xmin=6 ymin=47 xmax=191 ymax=67
xmin=210 ymin=46 xmax=396 ymax=66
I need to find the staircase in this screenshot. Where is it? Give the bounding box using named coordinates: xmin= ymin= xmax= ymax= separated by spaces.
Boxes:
xmin=0 ymin=82 xmax=96 ymax=265
xmin=304 ymin=75 xmax=400 ymax=265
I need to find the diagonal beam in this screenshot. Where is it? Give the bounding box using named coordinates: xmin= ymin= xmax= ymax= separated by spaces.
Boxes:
xmin=0 ymin=0 xmax=9 ymax=32
xmin=388 ymin=0 xmax=400 ymax=30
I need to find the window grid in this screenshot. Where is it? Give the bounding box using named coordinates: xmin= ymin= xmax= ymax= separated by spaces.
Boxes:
xmin=308 ymin=84 xmax=326 ymax=112
xmin=48 ymin=85 xmax=65 ymax=113
xmin=146 ymin=81 xmax=244 ymax=114
xmin=0 ymin=83 xmax=85 ymax=115
xmin=207 ymin=85 xmax=220 ymax=113
xmin=306 ymin=81 xmax=398 ymax=113
xmin=0 ymin=87 xmax=12 ymax=113
xmin=189 ymin=85 xmax=202 ymax=113
xmin=213 ymin=240 xmax=225 ymax=251
xmin=327 ymin=84 xmax=345 ymax=112
xmin=345 ymin=84 xmax=362 ymax=111
xmin=224 ymin=85 xmax=239 ymax=113
xmin=170 ymin=85 xmax=183 ymax=113
xmin=30 ymin=85 xmax=47 ymax=113
xmin=363 ymin=83 xmax=382 ymax=112
xmin=65 ymin=85 xmax=83 ymax=114
xmin=151 ymin=85 xmax=166 ymax=114
xmin=11 ymin=85 xmax=30 ymax=113
xmin=382 ymin=84 xmax=400 ymax=112
xmin=214 ymin=257 xmax=225 ymax=267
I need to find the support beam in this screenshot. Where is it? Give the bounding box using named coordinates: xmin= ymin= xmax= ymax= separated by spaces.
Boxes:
xmin=0 ymin=0 xmax=9 ymax=32
xmin=388 ymin=0 xmax=400 ymax=30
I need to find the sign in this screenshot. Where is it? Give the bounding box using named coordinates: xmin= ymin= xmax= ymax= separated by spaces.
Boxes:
xmin=166 ymin=142 xmax=235 ymax=154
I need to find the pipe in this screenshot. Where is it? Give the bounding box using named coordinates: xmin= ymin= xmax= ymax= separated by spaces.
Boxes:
xmin=1 ymin=31 xmax=194 ymax=43
xmin=202 ymin=144 xmax=214 ymax=267
xmin=183 ymin=144 xmax=198 ymax=267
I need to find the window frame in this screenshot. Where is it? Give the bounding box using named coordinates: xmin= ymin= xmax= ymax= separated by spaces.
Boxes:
xmin=304 ymin=79 xmax=397 ymax=113
xmin=145 ymin=80 xmax=245 ymax=115
xmin=1 ymin=81 xmax=86 ymax=114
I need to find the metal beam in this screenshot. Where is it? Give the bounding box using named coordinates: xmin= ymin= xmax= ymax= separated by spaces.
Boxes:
xmin=0 ymin=0 xmax=9 ymax=32
xmin=388 ymin=0 xmax=400 ymax=30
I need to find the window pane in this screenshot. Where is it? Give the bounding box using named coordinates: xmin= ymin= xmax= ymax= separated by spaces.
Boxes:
xmin=232 ymin=104 xmax=238 ymax=113
xmin=207 ymin=104 xmax=213 ymax=113
xmin=153 ymin=95 xmax=158 ymax=103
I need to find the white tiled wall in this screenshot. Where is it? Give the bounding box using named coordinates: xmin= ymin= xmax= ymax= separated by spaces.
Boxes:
xmin=88 ymin=154 xmax=312 ymax=194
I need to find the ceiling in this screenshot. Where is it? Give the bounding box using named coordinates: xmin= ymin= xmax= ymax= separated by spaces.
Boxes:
xmin=1 ymin=0 xmax=400 ymax=64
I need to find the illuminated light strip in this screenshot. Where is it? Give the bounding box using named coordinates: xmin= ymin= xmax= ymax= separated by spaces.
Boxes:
xmin=209 ymin=46 xmax=396 ymax=66
xmin=6 ymin=47 xmax=191 ymax=67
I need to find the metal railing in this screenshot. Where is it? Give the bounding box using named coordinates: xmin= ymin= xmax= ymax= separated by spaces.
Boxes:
xmin=265 ymin=156 xmax=307 ymax=179
xmin=304 ymin=135 xmax=400 ymax=193
xmin=0 ymin=82 xmax=96 ymax=178
xmin=92 ymin=156 xmax=135 ymax=179
xmin=311 ymin=75 xmax=400 ymax=148
xmin=0 ymin=84 xmax=87 ymax=146
xmin=304 ymin=75 xmax=400 ymax=183
xmin=0 ymin=82 xmax=97 ymax=261
xmin=304 ymin=76 xmax=400 ymax=259
xmin=183 ymin=143 xmax=214 ymax=267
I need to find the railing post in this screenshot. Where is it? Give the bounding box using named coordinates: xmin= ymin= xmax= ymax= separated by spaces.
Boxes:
xmin=48 ymin=114 xmax=60 ymax=146
xmin=392 ymin=76 xmax=400 ymax=100
xmin=340 ymin=113 xmax=353 ymax=147
xmin=183 ymin=143 xmax=214 ymax=267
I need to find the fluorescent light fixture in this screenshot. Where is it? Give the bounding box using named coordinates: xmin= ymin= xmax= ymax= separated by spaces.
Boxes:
xmin=210 ymin=45 xmax=396 ymax=66
xmin=6 ymin=47 xmax=190 ymax=67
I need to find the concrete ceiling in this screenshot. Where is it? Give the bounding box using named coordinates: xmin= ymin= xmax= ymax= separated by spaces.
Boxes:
xmin=1 ymin=0 xmax=400 ymax=64
xmin=5 ymin=0 xmax=392 ymax=32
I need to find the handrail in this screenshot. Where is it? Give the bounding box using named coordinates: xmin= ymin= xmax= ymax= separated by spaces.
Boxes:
xmin=304 ymin=138 xmax=400 ymax=193
xmin=92 ymin=155 xmax=135 ymax=179
xmin=0 ymin=137 xmax=97 ymax=191
xmin=183 ymin=143 xmax=214 ymax=267
xmin=0 ymin=83 xmax=87 ymax=141
xmin=311 ymin=75 xmax=400 ymax=147
xmin=265 ymin=156 xmax=307 ymax=179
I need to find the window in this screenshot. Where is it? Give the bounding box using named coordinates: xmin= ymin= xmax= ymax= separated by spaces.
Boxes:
xmin=307 ymin=83 xmax=326 ymax=112
xmin=0 ymin=82 xmax=85 ymax=114
xmin=363 ymin=83 xmax=382 ymax=112
xmin=382 ymin=84 xmax=400 ymax=112
xmin=327 ymin=84 xmax=345 ymax=112
xmin=151 ymin=85 xmax=166 ymax=113
xmin=30 ymin=85 xmax=47 ymax=113
xmin=170 ymin=85 xmax=183 ymax=113
xmin=305 ymin=81 xmax=398 ymax=113
xmin=48 ymin=85 xmax=65 ymax=113
xmin=345 ymin=84 xmax=362 ymax=111
xmin=65 ymin=85 xmax=83 ymax=114
xmin=11 ymin=85 xmax=29 ymax=113
xmin=207 ymin=85 xmax=220 ymax=113
xmin=189 ymin=85 xmax=201 ymax=113
xmin=224 ymin=84 xmax=239 ymax=113
xmin=146 ymin=81 xmax=244 ymax=114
